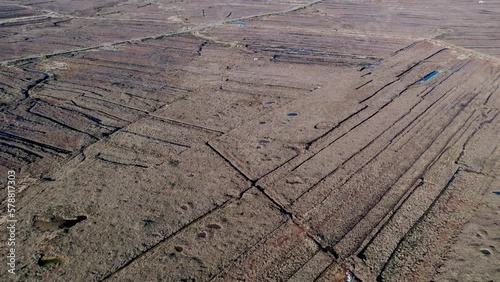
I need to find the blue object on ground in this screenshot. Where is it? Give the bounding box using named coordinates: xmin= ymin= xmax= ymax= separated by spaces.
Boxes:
xmin=232 ymin=21 xmax=247 ymax=26
xmin=422 ymin=70 xmax=439 ymax=82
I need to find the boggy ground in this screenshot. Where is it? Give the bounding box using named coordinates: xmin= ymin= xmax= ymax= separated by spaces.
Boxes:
xmin=0 ymin=0 xmax=499 ymax=281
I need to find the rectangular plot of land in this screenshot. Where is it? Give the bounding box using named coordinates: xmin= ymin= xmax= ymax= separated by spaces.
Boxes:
xmin=213 ymin=220 xmax=322 ymax=281
xmin=107 ymin=188 xmax=287 ymax=281
xmin=7 ymin=119 xmax=250 ymax=281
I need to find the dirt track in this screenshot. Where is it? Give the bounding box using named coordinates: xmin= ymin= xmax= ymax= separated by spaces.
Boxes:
xmin=0 ymin=1 xmax=499 ymax=281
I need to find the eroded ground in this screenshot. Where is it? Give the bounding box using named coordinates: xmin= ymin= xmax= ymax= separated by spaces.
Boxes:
xmin=0 ymin=0 xmax=499 ymax=281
